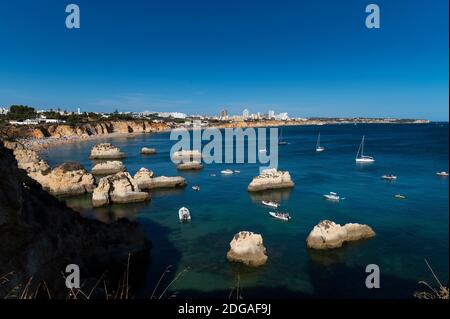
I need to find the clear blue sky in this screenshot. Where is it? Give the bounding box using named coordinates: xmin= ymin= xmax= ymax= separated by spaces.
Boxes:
xmin=0 ymin=0 xmax=448 ymax=120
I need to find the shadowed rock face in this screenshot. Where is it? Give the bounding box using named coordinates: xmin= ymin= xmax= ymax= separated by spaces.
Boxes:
xmin=0 ymin=142 xmax=150 ymax=298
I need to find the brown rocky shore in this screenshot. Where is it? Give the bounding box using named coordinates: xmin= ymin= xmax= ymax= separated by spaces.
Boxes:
xmin=0 ymin=120 xmax=170 ymax=151
xmin=0 ymin=142 xmax=150 ymax=297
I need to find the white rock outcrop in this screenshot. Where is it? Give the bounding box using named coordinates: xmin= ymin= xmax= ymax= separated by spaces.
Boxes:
xmin=89 ymin=143 xmax=126 ymax=159
xmin=91 ymin=160 xmax=125 ymax=175
xmin=248 ymin=168 xmax=294 ymax=192
xmin=92 ymin=172 xmax=150 ymax=207
xmin=140 ymin=147 xmax=156 ymax=155
xmin=176 ymin=161 xmax=203 ymax=171
xmin=306 ymin=220 xmax=376 ymax=250
xmin=226 ymin=231 xmax=268 ymax=267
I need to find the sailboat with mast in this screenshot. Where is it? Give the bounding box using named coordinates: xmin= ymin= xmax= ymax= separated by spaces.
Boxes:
xmin=355 ymin=136 xmax=375 ymax=163
xmin=278 ymin=127 xmax=288 ymax=145
xmin=315 ymin=133 xmax=325 ymax=152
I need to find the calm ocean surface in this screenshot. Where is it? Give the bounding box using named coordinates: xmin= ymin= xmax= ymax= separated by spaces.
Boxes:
xmin=41 ymin=123 xmax=449 ymax=298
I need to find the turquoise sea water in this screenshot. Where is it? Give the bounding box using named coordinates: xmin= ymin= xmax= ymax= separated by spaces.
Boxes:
xmin=41 ymin=123 xmax=449 ymax=298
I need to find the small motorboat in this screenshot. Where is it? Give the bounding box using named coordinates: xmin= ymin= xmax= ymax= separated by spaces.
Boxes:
xmin=269 ymin=212 xmax=291 ymax=221
xmin=221 ymin=169 xmax=234 ymax=175
xmin=394 ymin=194 xmax=406 ymax=199
xmin=234 ymin=170 xmax=240 ymax=173
xmin=192 ymin=185 xmax=200 ymax=191
xmin=262 ymin=201 xmax=279 ymax=208
xmin=178 ymin=207 xmax=191 ymax=221
xmin=436 ymin=171 xmax=449 ymax=177
xmin=323 ymin=192 xmax=340 ymax=201
xmin=382 ymin=174 xmax=397 ymax=180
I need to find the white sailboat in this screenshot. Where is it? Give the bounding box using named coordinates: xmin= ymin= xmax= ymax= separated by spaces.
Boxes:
xmin=355 ymin=136 xmax=375 ymax=163
xmin=278 ymin=127 xmax=288 ymax=145
xmin=315 ymin=133 xmax=325 ymax=152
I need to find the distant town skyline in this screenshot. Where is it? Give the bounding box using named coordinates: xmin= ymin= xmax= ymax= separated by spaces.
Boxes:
xmin=0 ymin=0 xmax=448 ymax=121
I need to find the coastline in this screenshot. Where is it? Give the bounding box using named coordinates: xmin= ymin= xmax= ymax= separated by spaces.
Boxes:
xmin=8 ymin=119 xmax=433 ymax=152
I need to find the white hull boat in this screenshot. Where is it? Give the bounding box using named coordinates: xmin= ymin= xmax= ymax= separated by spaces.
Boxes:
xmin=323 ymin=192 xmax=340 ymax=201
xmin=315 ymin=133 xmax=325 ymax=152
xmin=178 ymin=207 xmax=191 ymax=221
xmin=269 ymin=212 xmax=291 ymax=221
xmin=382 ymin=174 xmax=397 ymax=180
xmin=262 ymin=201 xmax=279 ymax=208
xmin=221 ymin=169 xmax=234 ymax=175
xmin=436 ymin=171 xmax=449 ymax=177
xmin=355 ymin=136 xmax=375 ymax=163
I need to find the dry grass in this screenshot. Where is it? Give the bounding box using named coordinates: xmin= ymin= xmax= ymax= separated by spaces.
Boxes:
xmin=414 ymin=259 xmax=449 ymax=299
xmin=1 ymin=253 xmax=190 ymax=299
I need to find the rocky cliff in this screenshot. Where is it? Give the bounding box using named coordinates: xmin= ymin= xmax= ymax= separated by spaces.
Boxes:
xmin=0 ymin=142 xmax=150 ymax=298
xmin=0 ymin=120 xmax=169 ymax=140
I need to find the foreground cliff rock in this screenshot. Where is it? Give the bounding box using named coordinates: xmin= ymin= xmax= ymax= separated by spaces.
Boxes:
xmin=89 ymin=143 xmax=126 ymax=160
xmin=92 ymin=172 xmax=150 ymax=207
xmin=91 ymin=160 xmax=126 ymax=175
xmin=248 ymin=168 xmax=294 ymax=192
xmin=306 ymin=220 xmax=376 ymax=250
xmin=226 ymin=231 xmax=268 ymax=267
xmin=0 ymin=142 xmax=149 ymax=297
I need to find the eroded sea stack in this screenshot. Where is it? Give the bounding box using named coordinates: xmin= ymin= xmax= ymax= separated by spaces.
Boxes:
xmin=89 ymin=143 xmax=126 ymax=160
xmin=92 ymin=172 xmax=150 ymax=207
xmin=306 ymin=220 xmax=376 ymax=250
xmin=226 ymin=231 xmax=268 ymax=267
xmin=248 ymin=168 xmax=294 ymax=192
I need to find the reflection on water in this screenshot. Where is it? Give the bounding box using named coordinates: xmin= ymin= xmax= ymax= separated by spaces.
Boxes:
xmin=248 ymin=188 xmax=292 ymax=203
xmin=63 ymin=194 xmax=147 ymax=223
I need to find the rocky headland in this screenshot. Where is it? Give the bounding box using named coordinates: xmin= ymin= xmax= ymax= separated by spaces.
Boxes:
xmin=306 ymin=220 xmax=376 ymax=250
xmin=0 ymin=142 xmax=149 ymax=297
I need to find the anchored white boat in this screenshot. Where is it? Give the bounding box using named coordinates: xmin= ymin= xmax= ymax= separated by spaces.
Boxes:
xmin=192 ymin=185 xmax=200 ymax=191
xmin=355 ymin=136 xmax=375 ymax=163
xmin=395 ymin=194 xmax=406 ymax=199
xmin=278 ymin=127 xmax=289 ymax=145
xmin=436 ymin=171 xmax=449 ymax=177
xmin=221 ymin=169 xmax=234 ymax=175
xmin=269 ymin=212 xmax=291 ymax=221
xmin=323 ymin=192 xmax=340 ymax=201
xmin=178 ymin=207 xmax=191 ymax=221
xmin=382 ymin=174 xmax=397 ymax=180
xmin=315 ymin=133 xmax=325 ymax=152
xmin=262 ymin=201 xmax=279 ymax=208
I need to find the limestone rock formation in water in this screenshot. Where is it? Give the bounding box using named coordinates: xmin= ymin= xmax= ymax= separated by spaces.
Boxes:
xmin=136 ymin=175 xmax=187 ymax=190
xmin=226 ymin=231 xmax=268 ymax=267
xmin=92 ymin=172 xmax=150 ymax=207
xmin=91 ymin=160 xmax=126 ymax=175
xmin=89 ymin=143 xmax=126 ymax=160
xmin=176 ymin=161 xmax=203 ymax=171
xmin=306 ymin=220 xmax=376 ymax=249
xmin=0 ymin=142 xmax=149 ymax=297
xmin=248 ymin=168 xmax=294 ymax=192
xmin=40 ymin=162 xmax=95 ymax=196
xmin=140 ymin=147 xmax=156 ymax=155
